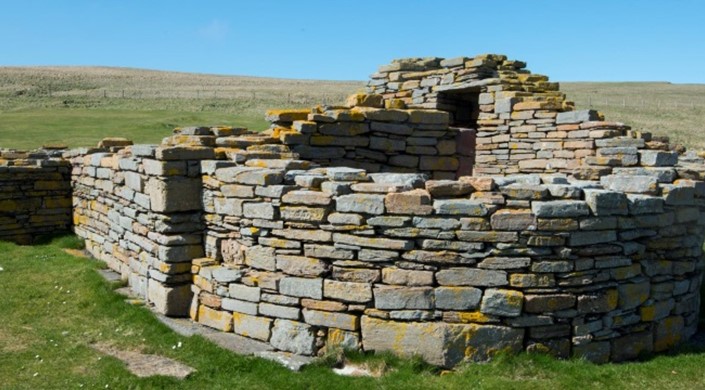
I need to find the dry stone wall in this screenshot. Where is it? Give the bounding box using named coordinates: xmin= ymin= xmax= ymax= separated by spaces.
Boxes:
xmin=2 ymin=53 xmax=704 ymax=368
xmin=267 ymin=100 xmax=474 ymax=179
xmin=0 ymin=150 xmax=72 ymax=244
xmin=367 ymin=55 xmax=679 ymax=177
xmin=68 ymin=142 xmax=213 ymax=316
xmin=192 ymin=157 xmax=704 ymax=367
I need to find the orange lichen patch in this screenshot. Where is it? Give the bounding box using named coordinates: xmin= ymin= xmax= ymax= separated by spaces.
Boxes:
xmin=265 ymin=109 xmax=311 ymax=122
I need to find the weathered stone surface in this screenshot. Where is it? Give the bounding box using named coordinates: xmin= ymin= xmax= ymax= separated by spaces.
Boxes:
xmin=259 ymin=302 xmax=300 ymax=320
xmin=279 ymin=277 xmax=323 ymax=299
xmin=569 ymin=230 xmax=617 ymax=246
xmin=245 ymin=245 xmax=276 ymax=271
xmin=456 ymin=231 xmax=518 ymax=243
xmin=232 ymin=312 xmax=272 ymax=341
xmin=216 ymin=167 xmax=284 ymax=185
xmin=425 ymin=180 xmax=474 ymax=197
xmin=276 ymin=255 xmax=328 ymax=277
xmin=433 ymin=200 xmax=489 ymax=216
xmin=531 ymin=200 xmax=590 ymax=218
xmin=524 ymin=294 xmax=575 ymax=313
xmin=374 ymin=286 xmax=434 ymax=309
xmin=280 ymin=206 xmax=328 ymax=222
xmin=148 ymin=283 xmax=192 ymax=317
xmin=323 ymin=280 xmax=373 ymax=303
xmin=436 ymin=268 xmax=507 ymax=286
xmin=282 ymin=190 xmax=332 ymax=206
xmin=222 ymin=298 xmax=258 ymax=315
xmin=617 ymin=281 xmax=650 ymax=310
xmin=490 ymin=209 xmax=535 ymax=230
xmin=382 ymin=268 xmax=434 ymax=286
xmin=360 ymin=316 xmax=465 ymax=368
xmin=303 ymin=309 xmax=359 ymax=331
xmin=584 ymin=190 xmax=628 ymax=216
xmin=477 ymin=257 xmax=530 ymax=270
xmin=146 ymin=178 xmax=201 ymax=213
xmin=600 ymin=174 xmax=659 ymax=195
xmin=333 ymin=233 xmax=413 ymax=250
xmin=326 ymin=167 xmax=368 ymax=181
xmin=197 ymin=306 xmax=232 ymax=331
xmin=385 ymin=190 xmax=434 ymax=215
xmin=654 ymin=316 xmax=684 ymax=352
xmin=243 ymin=202 xmax=276 ymax=219
xmin=304 ymin=244 xmax=354 ymax=260
xmin=336 ymin=194 xmax=386 ymax=215
xmin=577 ymin=289 xmax=618 ymax=314
xmin=435 ymin=287 xmax=482 ymax=310
xmin=639 ymin=150 xmax=678 ymax=167
xmin=229 ymin=284 xmax=261 ymax=302
xmin=480 ymin=289 xmax=523 ymax=317
xmin=270 ymin=319 xmax=316 ymax=355
xmin=363 ymin=315 xmax=524 ymax=366
xmin=611 ymin=331 xmax=653 ymax=362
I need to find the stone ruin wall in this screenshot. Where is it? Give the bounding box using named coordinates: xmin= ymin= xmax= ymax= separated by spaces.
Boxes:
xmin=1 ymin=53 xmax=705 ymax=368
xmin=0 ymin=150 xmax=72 ymax=243
xmin=367 ymin=54 xmax=677 ymax=177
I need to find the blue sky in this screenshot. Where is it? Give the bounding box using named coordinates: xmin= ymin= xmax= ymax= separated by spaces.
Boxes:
xmin=1 ymin=0 xmax=704 ymax=83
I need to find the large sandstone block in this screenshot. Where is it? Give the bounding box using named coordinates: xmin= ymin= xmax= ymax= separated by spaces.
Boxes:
xmin=374 ymin=286 xmax=434 ymax=309
xmin=436 ymin=268 xmax=507 ymax=286
xmin=385 ymin=189 xmax=433 ymax=215
xmin=197 ymin=305 xmax=233 ymax=331
xmin=270 ymin=319 xmax=316 ymax=355
xmin=480 ymin=289 xmax=523 ymax=317
xmin=146 ymin=178 xmax=202 ymax=213
xmin=148 ymin=282 xmax=193 ymax=317
xmin=361 ymin=317 xmax=523 ymax=367
xmin=302 ymin=309 xmax=359 ymax=331
xmin=232 ymin=312 xmax=272 ymax=341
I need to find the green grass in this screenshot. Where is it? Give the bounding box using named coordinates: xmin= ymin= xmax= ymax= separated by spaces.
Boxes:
xmin=1 ymin=235 xmax=705 ymax=389
xmin=0 ymin=107 xmax=268 ymax=149
xmin=561 ymin=82 xmax=705 ymax=150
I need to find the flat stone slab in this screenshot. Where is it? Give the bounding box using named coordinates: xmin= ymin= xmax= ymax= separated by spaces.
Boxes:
xmin=97 ymin=269 xmax=122 ymax=283
xmin=92 ymin=343 xmax=195 ymax=379
xmin=254 ymin=351 xmax=315 ymax=371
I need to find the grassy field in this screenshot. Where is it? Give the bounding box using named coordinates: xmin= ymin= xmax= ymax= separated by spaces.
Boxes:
xmin=561 ymin=82 xmax=705 ymax=150
xmin=1 ymin=235 xmax=705 ymax=389
xmin=0 ymin=67 xmax=704 ymax=150
xmin=0 ymin=66 xmax=363 ymax=149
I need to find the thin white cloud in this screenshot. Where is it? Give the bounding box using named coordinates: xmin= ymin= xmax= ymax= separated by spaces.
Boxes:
xmin=198 ymin=19 xmax=229 ymax=41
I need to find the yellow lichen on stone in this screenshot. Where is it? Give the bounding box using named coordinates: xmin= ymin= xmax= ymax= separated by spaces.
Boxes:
xmin=456 ymin=311 xmax=494 ymax=323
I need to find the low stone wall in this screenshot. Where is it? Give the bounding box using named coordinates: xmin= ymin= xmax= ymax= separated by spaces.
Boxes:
xmin=267 ymin=101 xmax=475 ymax=179
xmin=68 ymin=144 xmax=213 ymax=315
xmin=0 ymin=150 xmax=72 ymax=244
xmin=193 ymin=158 xmax=704 ymax=366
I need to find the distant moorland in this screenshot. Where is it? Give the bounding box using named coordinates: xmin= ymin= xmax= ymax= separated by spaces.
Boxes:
xmin=0 ymin=66 xmax=703 ymax=150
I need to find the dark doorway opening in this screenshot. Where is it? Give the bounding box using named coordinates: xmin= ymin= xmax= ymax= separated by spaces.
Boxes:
xmin=437 ymin=90 xmax=480 ymax=128
xmin=437 ymin=89 xmax=480 ymax=177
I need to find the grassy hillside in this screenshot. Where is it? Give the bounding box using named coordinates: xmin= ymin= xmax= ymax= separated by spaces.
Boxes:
xmin=0 ymin=67 xmax=363 ymax=149
xmin=0 ymin=66 xmax=703 ymax=150
xmin=561 ymin=82 xmax=705 ymax=149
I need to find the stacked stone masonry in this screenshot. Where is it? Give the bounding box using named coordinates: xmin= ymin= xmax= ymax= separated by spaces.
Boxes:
xmin=0 ymin=149 xmax=72 ymax=244
xmin=2 ymin=54 xmax=705 ymax=368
